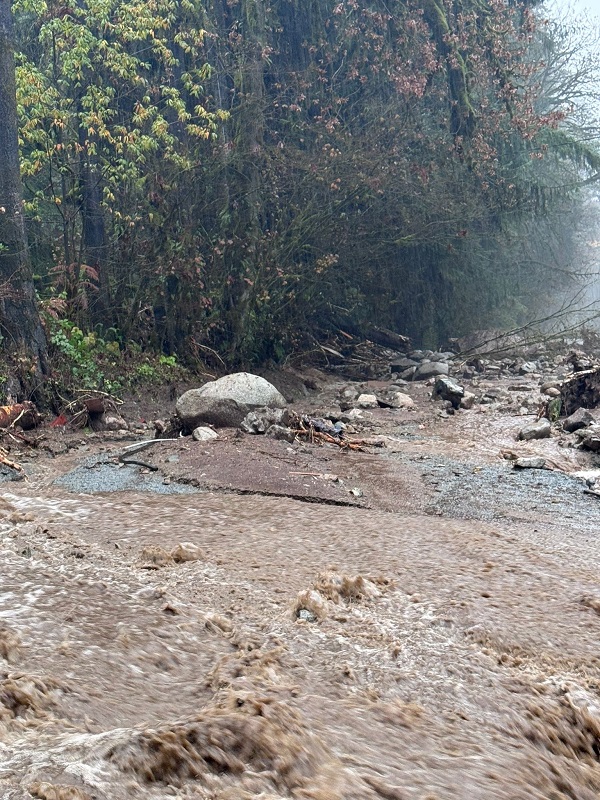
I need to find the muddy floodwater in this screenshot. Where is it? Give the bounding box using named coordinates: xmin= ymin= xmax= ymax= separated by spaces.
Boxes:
xmin=3 ymin=382 xmax=600 ymax=799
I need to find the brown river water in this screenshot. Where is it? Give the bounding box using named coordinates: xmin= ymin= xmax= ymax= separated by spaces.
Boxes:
xmin=2 ymin=398 xmax=600 ymax=800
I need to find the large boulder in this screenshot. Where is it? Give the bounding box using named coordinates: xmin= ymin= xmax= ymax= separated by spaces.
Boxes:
xmin=176 ymin=373 xmax=286 ymax=430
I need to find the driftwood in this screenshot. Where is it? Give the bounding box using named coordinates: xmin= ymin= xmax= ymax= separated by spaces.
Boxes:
xmin=362 ymin=325 xmax=411 ymax=353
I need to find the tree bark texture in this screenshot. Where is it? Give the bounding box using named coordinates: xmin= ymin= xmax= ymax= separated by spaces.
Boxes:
xmin=0 ymin=0 xmax=47 ymax=375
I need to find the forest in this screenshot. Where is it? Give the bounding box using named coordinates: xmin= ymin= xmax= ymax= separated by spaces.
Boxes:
xmin=1 ymin=0 xmax=600 ymax=386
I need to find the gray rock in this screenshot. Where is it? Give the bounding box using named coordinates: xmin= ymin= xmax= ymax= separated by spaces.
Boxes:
xmin=390 ymin=357 xmax=419 ymax=370
xmin=413 ymin=361 xmax=449 ymax=381
xmin=94 ymin=413 xmax=127 ymax=431
xmin=576 ymin=426 xmax=600 ymax=451
xmin=191 ymin=426 xmax=219 ymax=442
xmin=266 ymin=424 xmax=296 ymax=442
xmin=177 ymin=373 xmax=286 ymax=430
xmin=460 ymin=391 xmax=476 ymax=410
xmin=563 ymin=407 xmax=594 ymax=433
xmin=400 ymin=367 xmax=417 ymax=380
xmin=356 ymin=393 xmax=379 ymax=408
xmin=518 ymin=418 xmax=551 ymax=441
xmin=519 ymin=361 xmax=538 ymax=374
xmin=513 ymin=457 xmax=548 ymax=470
xmin=196 ymin=372 xmax=286 ymax=408
xmin=432 ymin=376 xmax=464 ymax=409
xmin=377 ymin=391 xmax=415 ymax=409
xmin=508 ymin=383 xmax=534 ymax=392
xmin=177 ymin=394 xmax=247 ymax=429
xmin=241 ymin=407 xmax=288 ymax=434
xmin=543 ymin=387 xmax=561 ymax=398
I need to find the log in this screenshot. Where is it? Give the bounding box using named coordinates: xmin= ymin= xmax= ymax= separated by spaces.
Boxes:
xmin=363 ymin=325 xmax=411 ymax=353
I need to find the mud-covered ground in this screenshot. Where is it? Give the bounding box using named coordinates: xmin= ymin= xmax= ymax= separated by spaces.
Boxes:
xmin=3 ymin=366 xmax=600 ymax=799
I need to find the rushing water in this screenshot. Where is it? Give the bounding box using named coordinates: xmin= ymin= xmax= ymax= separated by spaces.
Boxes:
xmin=2 ymin=426 xmax=600 ymax=799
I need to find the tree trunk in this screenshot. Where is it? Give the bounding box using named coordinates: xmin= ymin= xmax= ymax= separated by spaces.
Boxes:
xmin=78 ymin=120 xmax=110 ymax=325
xmin=0 ymin=0 xmax=47 ymax=380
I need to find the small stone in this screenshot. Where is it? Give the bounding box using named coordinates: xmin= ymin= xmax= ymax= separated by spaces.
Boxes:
xmin=297 ymin=608 xmax=318 ymax=623
xmin=514 ymin=457 xmax=548 ymax=470
xmin=266 ymin=424 xmax=296 ymax=442
xmin=356 ymin=393 xmax=379 ymax=408
xmin=519 ymin=362 xmax=537 ymax=374
xmin=349 ymin=487 xmax=363 ymax=497
xmin=389 ymin=391 xmax=415 ymax=409
xmin=543 ymin=387 xmax=561 ymax=398
xmin=192 ymin=426 xmax=218 ymax=442
xmin=518 ymin=418 xmax=551 ymax=441
xmin=140 ymin=546 xmax=173 ymax=568
xmin=241 ymin=407 xmax=287 ymax=433
xmin=460 ymin=391 xmax=476 ymax=410
xmin=171 ymin=542 xmax=203 ymax=562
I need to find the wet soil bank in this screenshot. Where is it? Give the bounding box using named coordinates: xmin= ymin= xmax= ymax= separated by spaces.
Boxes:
xmin=2 ymin=370 xmax=600 ymax=799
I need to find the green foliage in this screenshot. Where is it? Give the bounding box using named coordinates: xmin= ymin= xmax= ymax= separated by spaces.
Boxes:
xmin=47 ymin=316 xmax=186 ymax=390
xmin=48 ymin=319 xmax=111 ymax=388
xmin=12 ymin=0 xmax=600 ymax=361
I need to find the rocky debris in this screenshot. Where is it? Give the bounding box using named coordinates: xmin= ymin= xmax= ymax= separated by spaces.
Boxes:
xmin=432 ymin=376 xmax=464 ymax=410
xmin=513 ymin=456 xmax=548 ymax=470
xmin=192 ymin=426 xmax=219 ymax=442
xmin=154 ymin=416 xmax=184 ymax=438
xmin=576 ymin=426 xmax=600 ymax=452
xmin=518 ymin=418 xmax=552 ymax=441
xmin=91 ymin=412 xmax=127 ymax=432
xmin=266 ymin=424 xmax=296 ymax=442
xmin=140 ymin=545 xmax=173 ymax=567
xmin=562 ymin=408 xmax=594 ymax=433
xmin=390 ymin=357 xmax=419 ymax=371
xmin=544 ymin=387 xmax=561 ymax=398
xmin=177 ymin=373 xmax=286 ymax=431
xmin=566 ymin=350 xmax=594 ymax=372
xmin=519 ymin=361 xmax=538 ymax=375
xmin=412 ymin=360 xmax=450 ymax=381
xmin=241 ymin=407 xmax=289 ymax=434
xmin=28 ymin=782 xmax=91 ymax=800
